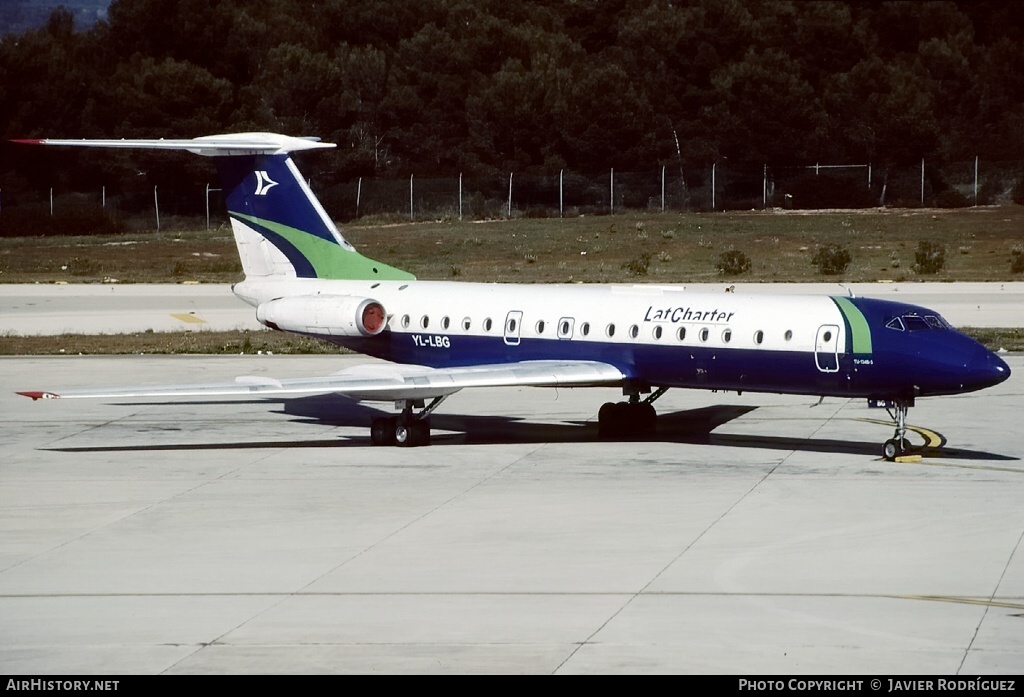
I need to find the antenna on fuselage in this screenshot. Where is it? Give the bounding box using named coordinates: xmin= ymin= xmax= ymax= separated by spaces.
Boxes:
xmin=839 ymin=284 xmax=855 ymax=298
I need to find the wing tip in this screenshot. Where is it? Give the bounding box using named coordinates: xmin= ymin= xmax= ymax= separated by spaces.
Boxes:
xmin=10 ymin=139 xmax=45 ymax=145
xmin=16 ymin=391 xmax=59 ymax=400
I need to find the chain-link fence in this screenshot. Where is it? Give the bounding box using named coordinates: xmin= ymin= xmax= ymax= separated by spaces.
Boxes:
xmin=2 ymin=158 xmax=1021 ymax=236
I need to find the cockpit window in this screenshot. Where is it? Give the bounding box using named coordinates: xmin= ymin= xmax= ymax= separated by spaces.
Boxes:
xmin=902 ymin=315 xmax=930 ymax=331
xmin=887 ymin=313 xmax=951 ymax=332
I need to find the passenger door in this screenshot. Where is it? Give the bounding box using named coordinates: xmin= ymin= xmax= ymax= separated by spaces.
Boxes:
xmin=815 ymin=324 xmax=840 ymax=372
xmin=504 ymin=311 xmax=523 ymax=346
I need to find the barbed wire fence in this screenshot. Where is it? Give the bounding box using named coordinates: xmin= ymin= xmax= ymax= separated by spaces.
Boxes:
xmin=1 ymin=158 xmax=1021 ymax=236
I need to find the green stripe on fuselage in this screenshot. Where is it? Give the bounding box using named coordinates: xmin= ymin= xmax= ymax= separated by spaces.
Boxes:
xmin=832 ymin=295 xmax=872 ymax=354
xmin=232 ymin=212 xmax=414 ymax=281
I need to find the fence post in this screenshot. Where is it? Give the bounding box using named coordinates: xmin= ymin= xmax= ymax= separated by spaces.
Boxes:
xmin=154 ymin=186 xmax=160 ymax=231
xmin=763 ymin=164 xmax=767 ymax=209
xmin=206 ymin=183 xmax=210 ymax=229
xmin=50 ymin=188 xmax=54 ymax=217
xmin=102 ymin=185 xmax=105 ymax=209
xmin=507 ymin=172 xmax=513 ymax=218
xmin=559 ymin=170 xmax=563 ymax=218
xmin=868 ymin=163 xmax=872 ymax=189
xmin=661 ymin=165 xmax=666 ymax=212
xmin=458 ymin=173 xmax=463 ymax=221
xmin=610 ymin=168 xmax=614 ymax=214
xmin=356 ymin=177 xmax=362 ymax=219
xmin=409 ymin=174 xmax=414 ymax=221
xmin=974 ymin=156 xmax=979 ymax=206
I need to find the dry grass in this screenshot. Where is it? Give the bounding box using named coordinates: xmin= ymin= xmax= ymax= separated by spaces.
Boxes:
xmin=2 ymin=206 xmax=1023 ymax=284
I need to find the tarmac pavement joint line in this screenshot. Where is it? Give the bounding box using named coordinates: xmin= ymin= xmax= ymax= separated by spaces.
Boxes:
xmin=957 ymin=525 xmax=1024 ymax=674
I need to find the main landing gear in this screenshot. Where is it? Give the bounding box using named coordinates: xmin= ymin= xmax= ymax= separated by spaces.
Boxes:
xmin=881 ymin=398 xmax=914 ymax=461
xmin=370 ymin=396 xmax=447 ymax=447
xmin=598 ymin=386 xmax=667 ymax=439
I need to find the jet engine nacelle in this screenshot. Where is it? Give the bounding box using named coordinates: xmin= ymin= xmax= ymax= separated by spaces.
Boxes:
xmin=256 ymin=295 xmax=387 ymax=337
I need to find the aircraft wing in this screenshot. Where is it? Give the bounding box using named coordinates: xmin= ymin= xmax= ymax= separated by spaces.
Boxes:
xmin=16 ymin=360 xmax=626 ymax=403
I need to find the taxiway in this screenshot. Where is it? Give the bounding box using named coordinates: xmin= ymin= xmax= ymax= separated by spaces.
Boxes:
xmin=1 ymin=354 xmax=1022 ymax=674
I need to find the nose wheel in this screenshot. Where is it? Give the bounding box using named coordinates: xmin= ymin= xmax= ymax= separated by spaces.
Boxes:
xmin=881 ymin=399 xmax=914 ymax=461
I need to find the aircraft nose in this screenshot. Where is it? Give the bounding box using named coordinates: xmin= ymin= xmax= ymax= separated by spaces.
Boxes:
xmin=971 ymin=350 xmax=1011 ymax=390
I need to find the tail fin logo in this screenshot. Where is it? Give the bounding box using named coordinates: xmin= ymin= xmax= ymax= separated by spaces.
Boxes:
xmin=254 ymin=170 xmax=278 ymax=196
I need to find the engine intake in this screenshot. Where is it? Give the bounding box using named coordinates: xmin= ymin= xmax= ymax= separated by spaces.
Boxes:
xmin=256 ymin=295 xmax=386 ymax=337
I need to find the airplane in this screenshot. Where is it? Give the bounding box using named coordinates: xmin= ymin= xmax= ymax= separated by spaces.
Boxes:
xmin=13 ymin=133 xmax=1011 ymax=459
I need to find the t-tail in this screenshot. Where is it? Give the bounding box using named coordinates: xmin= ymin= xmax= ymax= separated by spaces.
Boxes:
xmin=13 ymin=133 xmax=414 ymax=281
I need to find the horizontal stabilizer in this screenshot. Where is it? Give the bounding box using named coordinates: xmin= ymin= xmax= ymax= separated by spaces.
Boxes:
xmin=11 ymin=132 xmax=335 ymax=157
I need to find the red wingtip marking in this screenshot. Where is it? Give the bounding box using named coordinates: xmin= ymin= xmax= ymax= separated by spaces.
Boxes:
xmin=10 ymin=139 xmax=45 ymax=145
xmin=16 ymin=391 xmax=57 ymax=400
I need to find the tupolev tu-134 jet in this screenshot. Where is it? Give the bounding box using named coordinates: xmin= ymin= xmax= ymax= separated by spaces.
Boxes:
xmin=14 ymin=133 xmax=1010 ymax=458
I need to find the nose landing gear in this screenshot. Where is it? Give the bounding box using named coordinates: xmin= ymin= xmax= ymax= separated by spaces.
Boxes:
xmin=880 ymin=398 xmax=914 ymax=461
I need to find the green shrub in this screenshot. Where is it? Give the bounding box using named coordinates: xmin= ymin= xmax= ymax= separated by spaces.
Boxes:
xmin=621 ymin=252 xmax=651 ymax=276
xmin=811 ymin=244 xmax=851 ymax=275
xmin=1011 ymin=248 xmax=1024 ymax=274
xmin=914 ymin=240 xmax=946 ymax=274
xmin=715 ymin=249 xmax=751 ymax=275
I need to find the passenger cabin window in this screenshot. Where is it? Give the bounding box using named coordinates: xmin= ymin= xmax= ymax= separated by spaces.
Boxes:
xmin=653 ymin=326 xmax=663 ymax=340
xmin=536 ymin=320 xmax=545 ymax=334
xmin=441 ymin=316 xmax=451 ymax=330
xmin=606 ymin=324 xmax=616 ymax=338
xmin=420 ymin=315 xmax=430 ymax=329
xmin=699 ymin=328 xmax=709 ymax=342
xmin=462 ymin=317 xmax=472 ymax=331
xmin=401 ymin=315 xmax=410 ymax=329
xmin=784 ymin=330 xmax=793 ymax=341
xmin=676 ymin=327 xmax=686 ymax=341
xmin=483 ymin=318 xmax=493 ymax=332
xmin=580 ymin=322 xmax=590 ymax=336
xmin=754 ymin=330 xmax=764 ymax=345
xmin=629 ymin=325 xmax=639 ymax=339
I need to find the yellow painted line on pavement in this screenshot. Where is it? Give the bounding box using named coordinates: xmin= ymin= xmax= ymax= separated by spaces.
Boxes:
xmin=855 ymin=418 xmax=945 ymax=448
xmin=170 ymin=313 xmax=207 ymax=324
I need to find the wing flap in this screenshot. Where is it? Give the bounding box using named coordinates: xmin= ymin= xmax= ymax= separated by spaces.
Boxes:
xmin=16 ymin=360 xmax=625 ymax=403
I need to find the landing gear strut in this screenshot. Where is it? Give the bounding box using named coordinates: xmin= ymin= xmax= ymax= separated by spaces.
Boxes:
xmin=598 ymin=386 xmax=667 ymax=439
xmin=370 ymin=396 xmax=447 ymax=447
xmin=881 ymin=398 xmax=914 ymax=461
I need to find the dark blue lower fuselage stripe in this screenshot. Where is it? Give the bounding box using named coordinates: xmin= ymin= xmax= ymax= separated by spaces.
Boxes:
xmin=322 ymin=333 xmax=870 ymax=397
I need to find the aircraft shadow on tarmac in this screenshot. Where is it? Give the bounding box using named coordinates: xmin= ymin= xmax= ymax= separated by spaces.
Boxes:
xmin=45 ymin=393 xmax=1018 ymax=462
